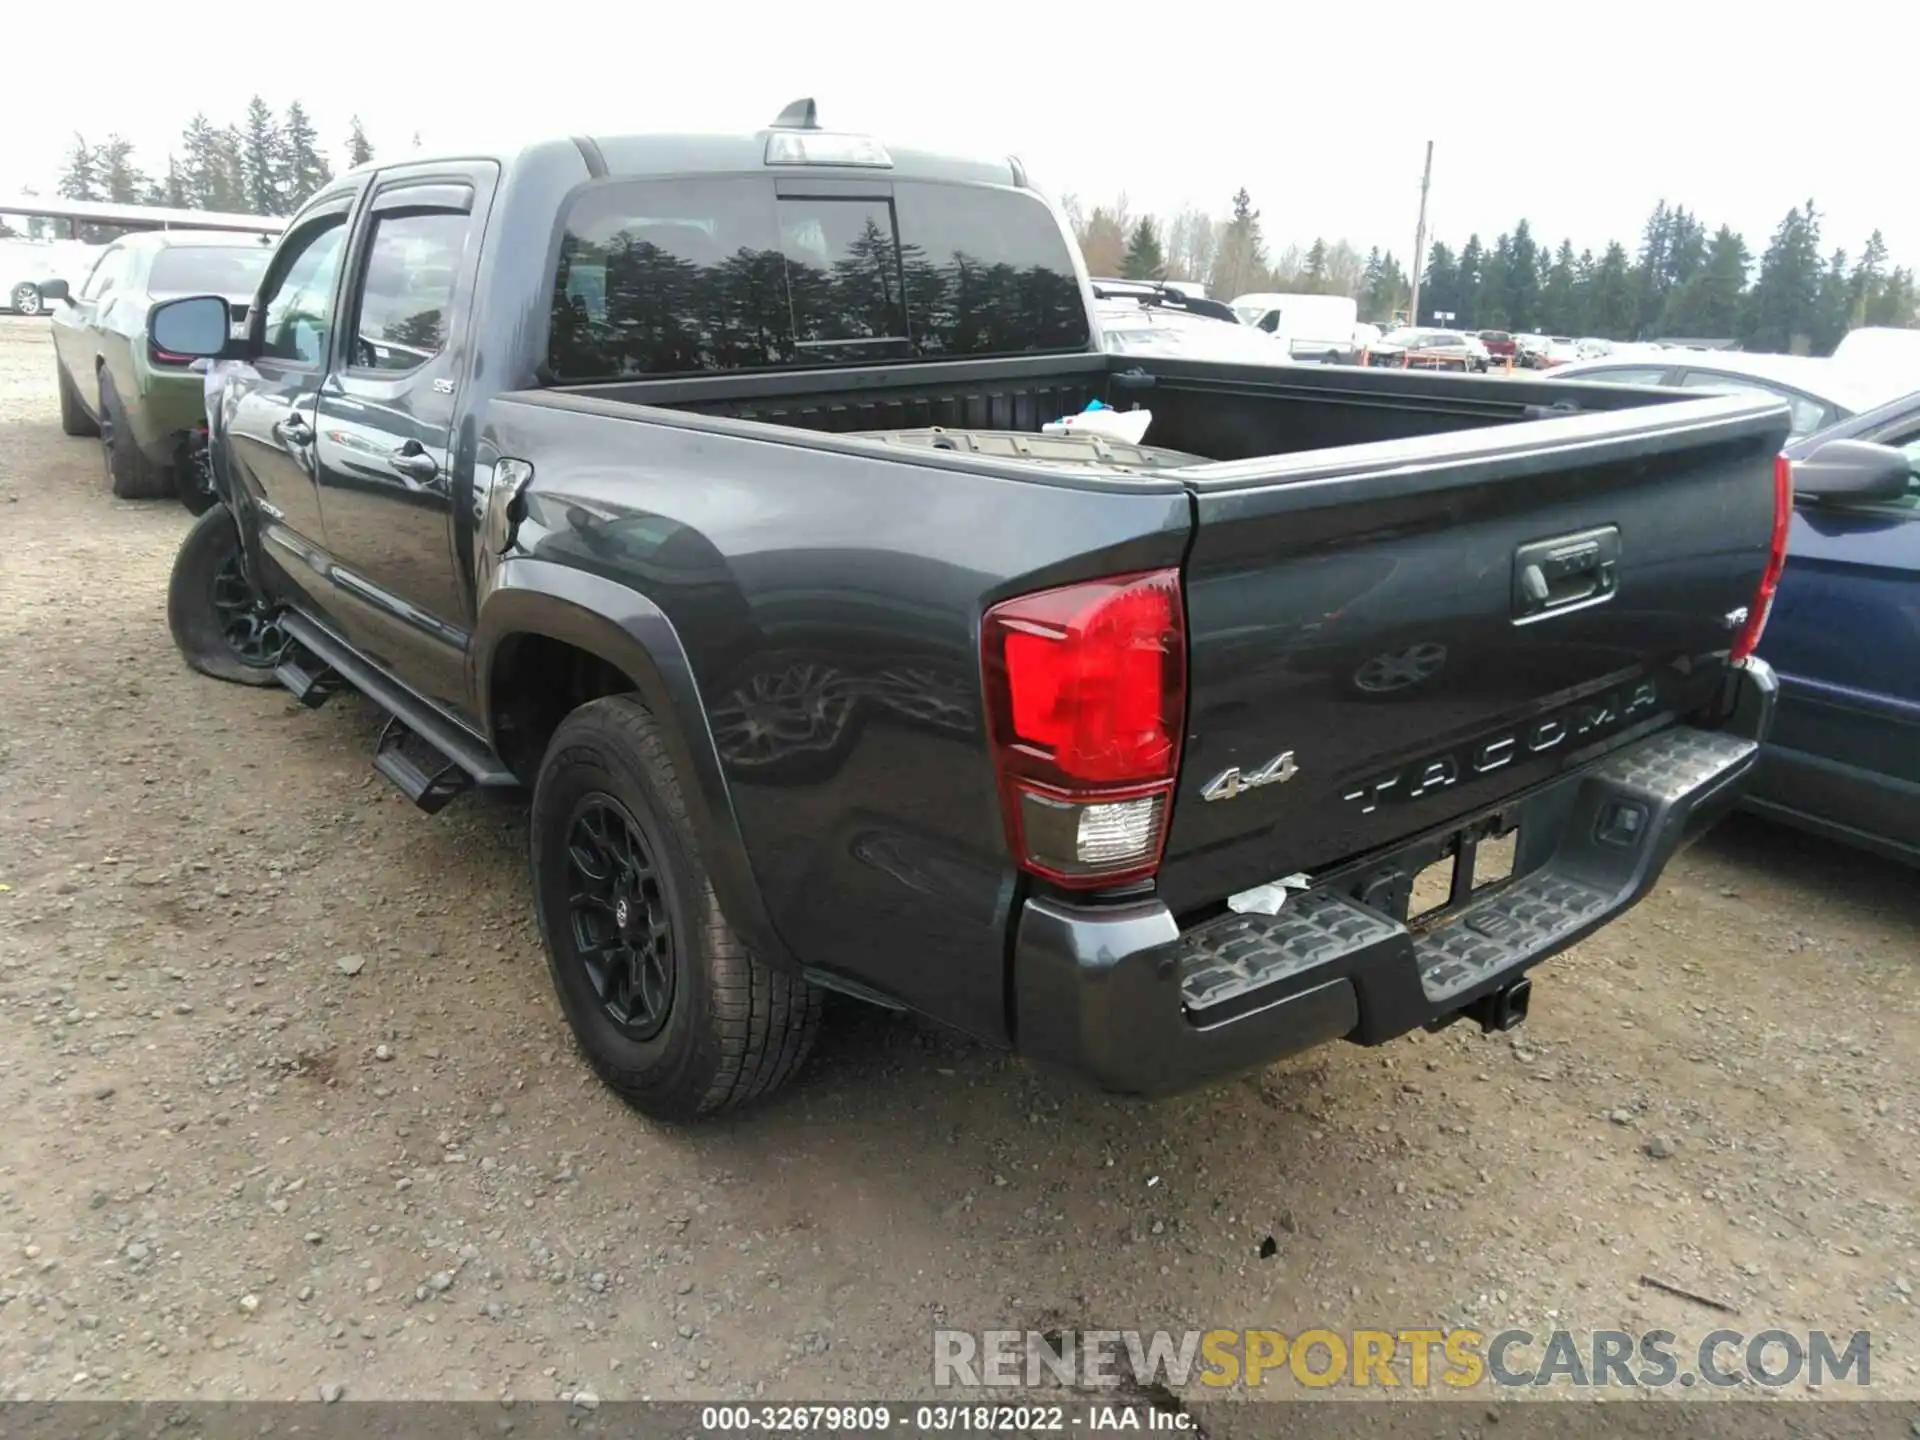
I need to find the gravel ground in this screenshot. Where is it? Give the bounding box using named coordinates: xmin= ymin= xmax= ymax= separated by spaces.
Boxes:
xmin=0 ymin=315 xmax=1914 ymax=1406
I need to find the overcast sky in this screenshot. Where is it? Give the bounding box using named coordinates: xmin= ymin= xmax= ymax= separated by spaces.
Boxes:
xmin=4 ymin=1 xmax=1914 ymax=269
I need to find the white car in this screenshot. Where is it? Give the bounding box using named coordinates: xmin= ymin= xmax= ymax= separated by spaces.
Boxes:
xmin=1094 ymin=299 xmax=1294 ymax=366
xmin=1541 ymin=350 xmax=1914 ymax=438
xmin=2 ymin=238 xmax=97 ymax=317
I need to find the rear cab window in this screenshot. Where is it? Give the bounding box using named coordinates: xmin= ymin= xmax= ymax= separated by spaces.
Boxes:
xmin=149 ymin=246 xmax=272 ymax=299
xmin=547 ymin=177 xmax=1089 ymax=381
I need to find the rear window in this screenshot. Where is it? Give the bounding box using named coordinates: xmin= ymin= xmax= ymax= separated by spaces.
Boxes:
xmin=148 ymin=246 xmax=271 ymax=299
xmin=547 ymin=177 xmax=1089 ymax=381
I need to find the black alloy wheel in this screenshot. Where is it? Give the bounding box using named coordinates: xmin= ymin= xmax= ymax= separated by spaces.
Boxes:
xmin=564 ymin=795 xmax=675 ymax=1040
xmin=210 ymin=548 xmax=289 ymax=668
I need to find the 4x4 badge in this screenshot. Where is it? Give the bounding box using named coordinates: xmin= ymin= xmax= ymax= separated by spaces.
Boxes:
xmin=1201 ymin=751 xmax=1299 ymax=802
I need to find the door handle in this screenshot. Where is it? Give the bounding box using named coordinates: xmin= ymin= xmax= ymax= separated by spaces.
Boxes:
xmin=1512 ymin=526 xmax=1621 ymax=620
xmin=389 ymin=445 xmax=440 ymax=482
xmin=276 ymin=415 xmax=314 ymax=446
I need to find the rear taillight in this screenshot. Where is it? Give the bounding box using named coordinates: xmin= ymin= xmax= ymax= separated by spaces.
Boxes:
xmin=1730 ymin=453 xmax=1793 ymax=663
xmin=981 ymin=569 xmax=1186 ymax=889
xmin=151 ymin=347 xmax=192 ymax=366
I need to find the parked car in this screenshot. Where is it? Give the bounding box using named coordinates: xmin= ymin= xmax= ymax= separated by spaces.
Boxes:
xmin=1541 ymin=350 xmax=1912 ymax=439
xmin=1093 ymin=297 xmax=1295 ymax=366
xmin=1743 ymin=391 xmax=1920 ymax=864
xmin=2 ymin=238 xmax=95 ymax=317
xmin=43 ymin=229 xmax=272 ymax=498
xmin=147 ymin=100 xmax=1782 ymax=1122
xmin=1367 ymin=328 xmax=1490 ymax=371
xmin=1089 ymin=278 xmax=1243 ymax=325
xmin=1477 ymin=330 xmax=1518 ymax=365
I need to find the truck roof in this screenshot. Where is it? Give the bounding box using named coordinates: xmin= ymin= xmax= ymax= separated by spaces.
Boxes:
xmin=341 ymin=101 xmax=1026 ymax=192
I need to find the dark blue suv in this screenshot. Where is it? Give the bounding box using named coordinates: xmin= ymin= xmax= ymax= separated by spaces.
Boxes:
xmin=1748 ymin=390 xmax=1920 ymax=864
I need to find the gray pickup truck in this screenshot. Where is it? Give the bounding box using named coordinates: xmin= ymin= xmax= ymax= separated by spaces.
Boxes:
xmin=146 ymin=100 xmax=1786 ymax=1121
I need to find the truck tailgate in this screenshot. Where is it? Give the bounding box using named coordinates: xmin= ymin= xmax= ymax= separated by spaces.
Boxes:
xmin=1158 ymin=393 xmax=1790 ymax=914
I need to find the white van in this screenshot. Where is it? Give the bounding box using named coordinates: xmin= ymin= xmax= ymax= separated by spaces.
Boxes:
xmin=1230 ymin=292 xmax=1362 ymax=363
xmin=1831 ymin=326 xmax=1920 ymax=375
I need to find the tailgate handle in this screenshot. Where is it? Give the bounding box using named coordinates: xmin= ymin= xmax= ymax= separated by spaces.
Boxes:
xmin=1513 ymin=526 xmax=1620 ymax=621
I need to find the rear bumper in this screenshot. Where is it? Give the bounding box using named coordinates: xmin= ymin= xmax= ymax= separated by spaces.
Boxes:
xmin=1011 ymin=661 xmax=1775 ymax=1095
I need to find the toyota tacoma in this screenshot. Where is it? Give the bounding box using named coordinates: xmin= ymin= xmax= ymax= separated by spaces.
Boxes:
xmin=148 ymin=101 xmax=1786 ymax=1120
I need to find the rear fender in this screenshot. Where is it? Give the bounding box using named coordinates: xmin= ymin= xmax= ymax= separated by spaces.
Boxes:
xmin=474 ymin=558 xmax=792 ymax=969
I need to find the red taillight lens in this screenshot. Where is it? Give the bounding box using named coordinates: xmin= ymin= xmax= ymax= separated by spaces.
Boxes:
xmin=982 ymin=569 xmax=1186 ymax=888
xmin=152 ymin=347 xmax=192 ymax=366
xmin=1731 ymin=453 xmax=1793 ymax=663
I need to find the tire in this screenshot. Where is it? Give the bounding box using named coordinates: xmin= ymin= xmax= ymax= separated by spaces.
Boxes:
xmin=99 ymin=371 xmax=175 ymax=500
xmin=531 ymin=695 xmax=823 ymax=1121
xmin=166 ymin=503 xmax=288 ymax=686
xmin=57 ymin=361 xmax=99 ymax=438
xmin=10 ymin=283 xmax=43 ymax=317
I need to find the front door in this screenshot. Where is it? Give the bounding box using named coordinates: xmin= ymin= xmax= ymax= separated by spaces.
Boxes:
xmin=222 ymin=202 xmax=353 ymax=611
xmin=311 ymin=165 xmax=496 ymax=716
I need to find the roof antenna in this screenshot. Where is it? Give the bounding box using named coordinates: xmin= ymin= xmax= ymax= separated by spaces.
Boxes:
xmin=771 ymin=98 xmax=820 ymax=130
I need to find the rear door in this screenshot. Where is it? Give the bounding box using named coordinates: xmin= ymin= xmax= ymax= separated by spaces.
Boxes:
xmin=1157 ymin=393 xmax=1792 ymax=914
xmin=311 ymin=163 xmax=497 ymax=713
xmin=1760 ymin=409 xmax=1920 ymax=854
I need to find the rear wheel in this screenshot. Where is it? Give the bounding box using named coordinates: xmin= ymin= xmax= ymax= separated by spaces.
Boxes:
xmin=167 ymin=503 xmax=287 ymax=686
xmin=531 ymin=695 xmax=823 ymax=1121
xmin=99 ymin=371 xmax=174 ymax=500
xmin=56 ymin=361 xmax=99 ymax=438
xmin=10 ymin=283 xmax=43 ymax=317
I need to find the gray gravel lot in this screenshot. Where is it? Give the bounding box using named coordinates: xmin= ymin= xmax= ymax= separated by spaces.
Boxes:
xmin=0 ymin=315 xmax=1914 ymax=1405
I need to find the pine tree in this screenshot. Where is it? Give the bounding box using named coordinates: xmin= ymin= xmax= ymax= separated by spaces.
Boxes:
xmin=1208 ymin=188 xmax=1267 ymax=300
xmin=215 ymin=126 xmax=250 ymax=213
xmin=1453 ymin=234 xmax=1484 ymax=325
xmin=1501 ymin=219 xmax=1540 ymax=333
xmin=1813 ymin=248 xmax=1852 ymax=355
xmin=240 ymin=96 xmax=284 ymax=215
xmin=1299 ymin=238 xmax=1329 ymax=293
xmin=1420 ymin=241 xmax=1458 ymax=325
xmin=346 ymin=116 xmax=375 ymax=168
xmin=1119 ymin=217 xmax=1166 ymax=281
xmin=1849 ymin=230 xmax=1889 ymax=327
xmin=279 ymin=102 xmax=332 ymax=210
xmin=1661 ymin=225 xmax=1750 ymax=340
xmin=1588 ymin=241 xmax=1635 ymax=338
xmin=1540 ymin=240 xmax=1581 ymax=335
xmin=57 ymin=135 xmax=101 ymax=202
xmin=163 ymin=158 xmax=187 ymax=208
xmin=1865 ymin=268 xmax=1917 ymax=327
xmin=97 ymin=135 xmax=148 ymax=205
xmin=1743 ymin=201 xmax=1824 ymax=353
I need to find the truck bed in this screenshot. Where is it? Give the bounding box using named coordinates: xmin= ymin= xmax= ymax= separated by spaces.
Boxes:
xmin=551 ymin=350 xmax=1694 ymax=468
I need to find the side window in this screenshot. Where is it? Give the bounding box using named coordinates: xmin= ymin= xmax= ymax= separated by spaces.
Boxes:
xmin=1678 ymin=371 xmax=1825 ymax=437
xmin=1256 ymin=311 xmax=1280 ymax=333
xmin=347 ymin=210 xmax=469 ymax=372
xmin=1878 ymin=423 xmax=1920 ymax=505
xmin=80 ymin=246 xmax=126 ymax=300
xmin=257 ymin=215 xmax=348 ymax=365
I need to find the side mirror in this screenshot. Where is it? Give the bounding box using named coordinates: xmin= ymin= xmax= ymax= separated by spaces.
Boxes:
xmin=148 ymin=294 xmax=239 ymax=360
xmin=1792 ymin=438 xmax=1913 ymax=504
xmin=38 ymin=278 xmax=70 ymax=303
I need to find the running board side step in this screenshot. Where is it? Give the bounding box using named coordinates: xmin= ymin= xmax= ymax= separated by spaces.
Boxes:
xmin=276 ymin=611 xmax=518 ymax=812
xmin=373 ymin=715 xmax=473 ymax=814
xmin=273 ymin=647 xmax=344 ymax=708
